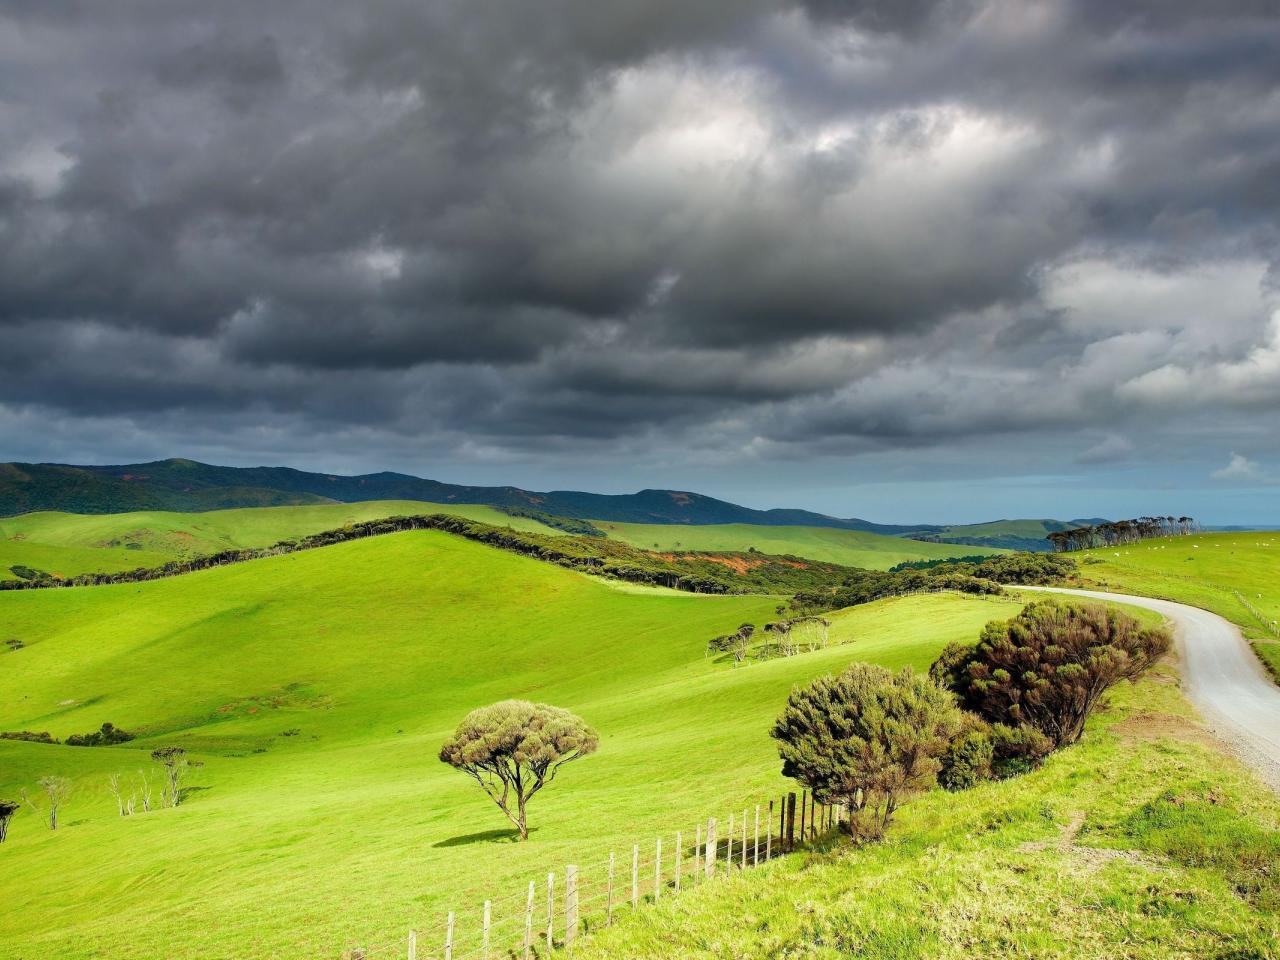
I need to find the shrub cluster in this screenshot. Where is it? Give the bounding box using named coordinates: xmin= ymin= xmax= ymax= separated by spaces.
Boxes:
xmin=66 ymin=722 xmax=135 ymax=747
xmin=774 ymin=600 xmax=1170 ymax=842
xmin=0 ymin=730 xmax=56 ymax=743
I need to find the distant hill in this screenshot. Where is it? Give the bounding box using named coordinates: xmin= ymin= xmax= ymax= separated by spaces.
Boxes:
xmin=0 ymin=459 xmax=1096 ymax=550
xmin=0 ymin=458 xmax=938 ymax=532
xmin=904 ymin=517 xmax=1111 ymax=552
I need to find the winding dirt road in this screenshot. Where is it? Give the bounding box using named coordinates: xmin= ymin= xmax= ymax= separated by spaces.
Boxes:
xmin=1019 ymin=586 xmax=1280 ymax=792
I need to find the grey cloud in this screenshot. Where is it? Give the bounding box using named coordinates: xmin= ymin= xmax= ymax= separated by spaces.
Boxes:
xmin=1 ymin=0 xmax=1279 ymax=502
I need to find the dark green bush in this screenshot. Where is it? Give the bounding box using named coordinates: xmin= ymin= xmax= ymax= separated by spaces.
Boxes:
xmin=65 ymin=722 xmax=135 ymax=747
xmin=772 ymin=663 xmax=963 ymax=840
xmin=936 ymin=600 xmax=1171 ymax=747
xmin=939 ymin=725 xmax=994 ymax=790
xmin=0 ymin=730 xmax=57 ymax=743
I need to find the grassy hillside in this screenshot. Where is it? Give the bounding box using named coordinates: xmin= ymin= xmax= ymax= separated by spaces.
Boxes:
xmin=0 ymin=501 xmax=561 ymax=581
xmin=576 ymin=662 xmax=1280 ymax=960
xmin=593 ymin=521 xmax=1006 ymax=570
xmin=1071 ymin=531 xmax=1280 ymax=678
xmin=0 ymin=530 xmax=1025 ymax=960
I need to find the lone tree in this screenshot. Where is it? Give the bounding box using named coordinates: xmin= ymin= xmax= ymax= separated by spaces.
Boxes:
xmin=938 ymin=601 xmax=1171 ymax=748
xmin=439 ymin=700 xmax=598 ymax=841
xmin=22 ymin=776 xmax=70 ymax=830
xmin=151 ymin=747 xmax=190 ymax=807
xmin=0 ymin=798 xmax=18 ymax=842
xmin=772 ymin=663 xmax=962 ymax=841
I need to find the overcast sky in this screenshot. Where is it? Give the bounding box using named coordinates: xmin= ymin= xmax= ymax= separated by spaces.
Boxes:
xmin=2 ymin=1 xmax=1279 ymax=523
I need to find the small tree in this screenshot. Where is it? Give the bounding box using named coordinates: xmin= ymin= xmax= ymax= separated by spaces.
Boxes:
xmin=940 ymin=601 xmax=1171 ymax=748
xmin=707 ymin=623 xmax=755 ymax=665
xmin=772 ymin=663 xmax=962 ymax=841
xmin=0 ymin=798 xmax=18 ymax=842
xmin=151 ymin=747 xmax=189 ymax=807
xmin=439 ymin=700 xmax=598 ymax=841
xmin=22 ymin=776 xmax=70 ymax=830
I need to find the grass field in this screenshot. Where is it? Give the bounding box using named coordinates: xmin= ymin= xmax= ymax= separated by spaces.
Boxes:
xmin=0 ymin=501 xmax=561 ymax=581
xmin=592 ymin=520 xmax=1006 ymax=570
xmin=0 ymin=530 xmax=1027 ymax=960
xmin=576 ymin=663 xmax=1280 ymax=959
xmin=1072 ymin=531 xmax=1280 ymax=678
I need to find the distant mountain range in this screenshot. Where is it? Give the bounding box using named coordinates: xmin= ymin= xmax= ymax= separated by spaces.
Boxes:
xmin=0 ymin=458 xmax=1096 ymax=550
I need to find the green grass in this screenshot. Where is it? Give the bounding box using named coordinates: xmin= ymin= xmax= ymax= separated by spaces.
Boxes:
xmin=593 ymin=521 xmax=1007 ymax=570
xmin=575 ymin=664 xmax=1280 ymax=960
xmin=0 ymin=501 xmax=562 ymax=581
xmin=0 ymin=531 xmax=1025 ymax=960
xmin=1072 ymin=531 xmax=1280 ymax=679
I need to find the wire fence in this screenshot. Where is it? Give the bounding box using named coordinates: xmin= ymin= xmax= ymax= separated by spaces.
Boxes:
xmin=342 ymin=790 xmax=845 ymax=960
xmin=1234 ymin=591 xmax=1280 ymax=638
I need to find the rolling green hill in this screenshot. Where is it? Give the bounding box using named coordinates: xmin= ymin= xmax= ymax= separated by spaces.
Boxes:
xmin=0 ymin=528 xmax=1027 ymax=960
xmin=593 ymin=520 xmax=1008 ymax=570
xmin=0 ymin=501 xmax=562 ymax=581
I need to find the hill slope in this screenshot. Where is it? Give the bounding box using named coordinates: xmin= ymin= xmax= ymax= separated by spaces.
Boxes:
xmin=594 ymin=520 xmax=1008 ymax=569
xmin=0 ymin=501 xmax=563 ymax=581
xmin=0 ymin=529 xmax=1026 ymax=960
xmin=575 ymin=665 xmax=1280 ymax=960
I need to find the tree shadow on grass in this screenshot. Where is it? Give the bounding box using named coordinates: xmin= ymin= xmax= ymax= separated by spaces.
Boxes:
xmin=434 ymin=827 xmax=536 ymax=847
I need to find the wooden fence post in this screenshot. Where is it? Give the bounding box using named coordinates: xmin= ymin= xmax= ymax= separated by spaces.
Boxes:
xmin=694 ymin=824 xmax=702 ymax=878
xmin=654 ymin=837 xmax=662 ymax=901
xmin=753 ymin=805 xmax=760 ymax=867
xmin=786 ymin=792 xmax=796 ymax=851
xmin=675 ymin=830 xmax=683 ymax=892
xmin=606 ymin=852 xmax=616 ymax=926
xmin=546 ymin=872 xmax=555 ymax=953
xmin=524 ymin=880 xmax=535 ymax=960
xmin=444 ymin=912 xmax=455 ymax=960
xmin=482 ymin=901 xmax=491 ymax=960
xmin=631 ymin=845 xmax=640 ymax=907
xmin=565 ymin=865 xmax=578 ymax=945
xmin=767 ymin=800 xmax=774 ymax=860
xmin=729 ymin=812 xmax=737 ymax=870
xmin=704 ymin=819 xmax=716 ymax=878
xmin=741 ymin=809 xmax=747 ymax=869
xmin=800 ymin=791 xmax=807 ymax=844
xmin=408 ymin=929 xmax=417 ymax=960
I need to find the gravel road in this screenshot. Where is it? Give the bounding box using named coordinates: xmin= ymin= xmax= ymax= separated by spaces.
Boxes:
xmin=1018 ymin=585 xmax=1280 ymax=792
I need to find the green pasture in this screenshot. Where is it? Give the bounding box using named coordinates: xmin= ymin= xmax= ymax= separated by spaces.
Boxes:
xmin=1074 ymin=531 xmax=1280 ymax=678
xmin=0 ymin=501 xmax=560 ymax=581
xmin=0 ymin=530 xmax=1025 ymax=960
xmin=592 ymin=520 xmax=1005 ymax=570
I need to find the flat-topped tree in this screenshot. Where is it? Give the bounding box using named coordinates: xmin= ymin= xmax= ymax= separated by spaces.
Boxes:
xmin=439 ymin=700 xmax=598 ymax=841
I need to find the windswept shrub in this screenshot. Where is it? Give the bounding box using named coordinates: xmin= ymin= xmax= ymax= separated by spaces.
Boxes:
xmin=989 ymin=722 xmax=1053 ymax=776
xmin=65 ymin=722 xmax=134 ymax=747
xmin=937 ymin=600 xmax=1171 ymax=748
xmin=938 ymin=714 xmax=994 ymax=790
xmin=938 ymin=715 xmax=1054 ymax=790
xmin=772 ymin=663 xmax=963 ymax=841
xmin=0 ymin=730 xmax=57 ymax=744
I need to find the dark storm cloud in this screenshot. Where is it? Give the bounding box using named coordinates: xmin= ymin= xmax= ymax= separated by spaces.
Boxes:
xmin=1 ymin=0 xmax=1279 ymax=488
